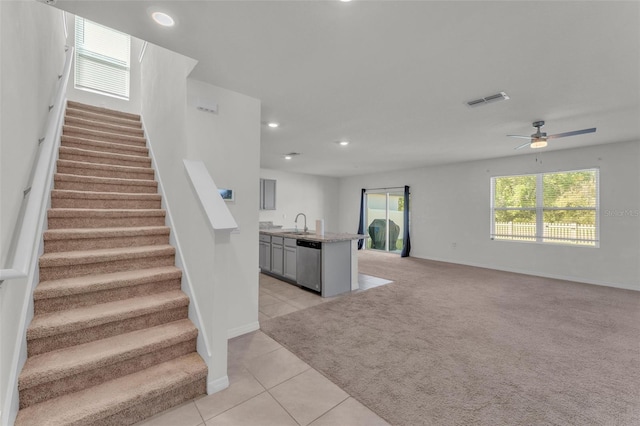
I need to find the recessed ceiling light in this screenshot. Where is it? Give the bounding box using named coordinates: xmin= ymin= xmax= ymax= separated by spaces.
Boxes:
xmin=284 ymin=152 xmax=301 ymax=160
xmin=267 ymin=122 xmax=279 ymax=128
xmin=340 ymin=0 xmax=352 ymax=2
xmin=152 ymin=12 xmax=175 ymax=27
xmin=338 ymin=140 xmax=350 ymax=146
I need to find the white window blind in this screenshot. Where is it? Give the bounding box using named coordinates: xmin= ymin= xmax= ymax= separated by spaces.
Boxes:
xmin=75 ymin=17 xmax=130 ymax=99
xmin=491 ymin=169 xmax=599 ymax=246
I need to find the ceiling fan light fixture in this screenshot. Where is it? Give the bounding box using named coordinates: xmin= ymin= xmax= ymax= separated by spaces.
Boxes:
xmin=530 ymin=139 xmax=548 ymax=149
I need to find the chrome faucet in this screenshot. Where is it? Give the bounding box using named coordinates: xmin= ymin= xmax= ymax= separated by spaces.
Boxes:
xmin=295 ymin=213 xmax=308 ymax=233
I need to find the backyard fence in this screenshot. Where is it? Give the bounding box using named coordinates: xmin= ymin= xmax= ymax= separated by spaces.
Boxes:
xmin=494 ymin=222 xmax=596 ymax=245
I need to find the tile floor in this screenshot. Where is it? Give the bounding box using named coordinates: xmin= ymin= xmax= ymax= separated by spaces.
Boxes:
xmin=135 ymin=273 xmax=391 ymax=426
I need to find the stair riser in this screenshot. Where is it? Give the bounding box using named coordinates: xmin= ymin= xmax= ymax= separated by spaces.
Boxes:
xmin=59 ymin=151 xmax=151 ymax=168
xmin=54 ymin=180 xmax=158 ymax=194
xmin=93 ymin=378 xmax=206 ymax=426
xmin=39 ymin=254 xmax=175 ymax=281
xmin=51 ymin=197 xmax=161 ymax=210
xmin=67 ymin=101 xmax=141 ymax=122
xmin=34 ymin=277 xmax=180 ymax=314
xmin=19 ymin=339 xmax=196 ymax=408
xmin=64 ymin=127 xmax=146 ymax=147
xmin=66 ymin=109 xmax=142 ymax=129
xmin=65 ymin=117 xmax=144 ymax=137
xmin=27 ymin=306 xmax=189 ymax=356
xmin=48 ymin=215 xmax=166 ymax=229
xmin=61 ymin=139 xmax=149 ymax=158
xmin=44 ymin=233 xmax=170 ymax=254
xmin=56 ymin=163 xmax=154 ymax=181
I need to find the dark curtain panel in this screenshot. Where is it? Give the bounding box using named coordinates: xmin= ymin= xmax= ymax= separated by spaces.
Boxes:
xmin=357 ymin=188 xmax=366 ymax=250
xmin=401 ymin=185 xmax=411 ymax=257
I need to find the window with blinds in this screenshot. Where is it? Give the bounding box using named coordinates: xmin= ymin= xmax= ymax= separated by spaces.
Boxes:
xmin=491 ymin=169 xmax=599 ymax=246
xmin=75 ymin=17 xmax=130 ymax=99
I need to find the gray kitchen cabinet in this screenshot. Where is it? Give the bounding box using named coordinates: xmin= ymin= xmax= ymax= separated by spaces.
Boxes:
xmin=283 ymin=238 xmax=297 ymax=281
xmin=271 ymin=236 xmax=284 ymax=276
xmin=259 ymin=179 xmax=276 ymax=210
xmin=259 ymin=235 xmax=271 ymax=272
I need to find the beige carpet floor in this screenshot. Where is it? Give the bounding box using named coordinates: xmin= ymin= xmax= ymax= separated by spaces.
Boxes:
xmin=261 ymin=251 xmax=640 ymax=426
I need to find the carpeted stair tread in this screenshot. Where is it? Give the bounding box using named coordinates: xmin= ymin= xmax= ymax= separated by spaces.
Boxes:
xmin=61 ymin=135 xmax=149 ymax=157
xmin=47 ymin=208 xmax=167 ymax=230
xmin=58 ymin=146 xmax=151 ymax=167
xmin=67 ymin=100 xmax=141 ymax=122
xmin=54 ymin=173 xmax=157 ymax=190
xmin=65 ymin=115 xmax=144 ymax=137
xmin=51 ymin=190 xmax=162 ymax=208
xmin=34 ymin=266 xmax=180 ymax=300
xmin=14 ymin=352 xmax=206 ymax=426
xmin=63 ymin=125 xmax=147 ymax=147
xmin=42 ymin=226 xmax=170 ymax=253
xmin=44 ymin=226 xmax=170 ymax=243
xmin=56 ymin=159 xmax=154 ymax=180
xmin=48 ymin=208 xmax=165 ymax=219
xmin=27 ymin=289 xmax=189 ymax=340
xmin=65 ymin=107 xmax=142 ymax=129
xmin=19 ymin=319 xmax=197 ymax=390
xmin=39 ymin=244 xmax=175 ymax=268
xmin=51 ymin=189 xmax=161 ymax=202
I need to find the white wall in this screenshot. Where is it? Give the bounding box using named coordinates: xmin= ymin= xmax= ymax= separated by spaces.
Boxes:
xmin=259 ymin=169 xmax=340 ymax=231
xmin=0 ymin=2 xmax=67 ymax=423
xmin=186 ymin=79 xmax=261 ymax=338
xmin=65 ymin=12 xmax=142 ymax=115
xmin=140 ymin=43 xmax=261 ymax=390
xmin=338 ymin=141 xmax=640 ymax=290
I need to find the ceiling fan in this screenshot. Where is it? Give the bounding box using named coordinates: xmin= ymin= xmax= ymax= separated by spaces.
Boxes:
xmin=508 ymin=120 xmax=596 ymax=150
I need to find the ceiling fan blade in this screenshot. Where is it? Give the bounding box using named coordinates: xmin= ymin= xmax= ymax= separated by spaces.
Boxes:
xmin=514 ymin=141 xmax=531 ymax=150
xmin=507 ymin=135 xmax=532 ymax=139
xmin=548 ymin=127 xmax=596 ymax=139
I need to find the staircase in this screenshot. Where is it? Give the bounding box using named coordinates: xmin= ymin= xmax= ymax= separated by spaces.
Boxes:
xmin=15 ymin=101 xmax=207 ymax=425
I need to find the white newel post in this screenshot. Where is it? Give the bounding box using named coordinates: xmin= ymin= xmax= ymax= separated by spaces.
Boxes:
xmin=182 ymin=160 xmax=238 ymax=394
xmin=209 ymin=229 xmax=232 ymax=393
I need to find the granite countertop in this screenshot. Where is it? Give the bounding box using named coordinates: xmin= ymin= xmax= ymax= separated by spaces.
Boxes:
xmin=260 ymin=229 xmax=366 ymax=243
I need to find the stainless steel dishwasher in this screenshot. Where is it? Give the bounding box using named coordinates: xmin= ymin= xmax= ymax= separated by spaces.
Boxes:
xmin=296 ymin=240 xmax=322 ymax=292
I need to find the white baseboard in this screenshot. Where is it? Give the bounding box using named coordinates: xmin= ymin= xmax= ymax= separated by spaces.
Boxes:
xmin=227 ymin=321 xmax=260 ymax=339
xmin=424 ymin=256 xmax=639 ymax=291
xmin=207 ymin=375 xmax=229 ymax=395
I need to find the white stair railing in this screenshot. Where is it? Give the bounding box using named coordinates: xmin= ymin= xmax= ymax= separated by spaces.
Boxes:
xmin=0 ymin=45 xmax=73 ymax=426
xmin=0 ymin=46 xmax=74 ymax=285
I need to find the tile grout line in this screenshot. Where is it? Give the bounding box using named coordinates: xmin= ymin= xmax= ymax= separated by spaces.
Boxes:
xmin=304 ymin=394 xmax=351 ymax=426
xmin=264 ymin=367 xmax=317 ymax=426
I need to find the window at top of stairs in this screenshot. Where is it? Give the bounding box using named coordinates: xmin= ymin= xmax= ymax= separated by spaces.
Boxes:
xmin=75 ymin=16 xmax=131 ymax=100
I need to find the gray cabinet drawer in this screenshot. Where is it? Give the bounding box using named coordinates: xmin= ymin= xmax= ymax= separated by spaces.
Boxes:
xmin=284 ymin=238 xmax=297 ymax=248
xmin=271 ymin=236 xmax=284 ymax=245
xmin=259 ymin=234 xmax=271 ymax=243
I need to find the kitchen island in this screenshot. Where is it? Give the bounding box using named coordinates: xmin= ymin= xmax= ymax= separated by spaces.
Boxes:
xmin=259 ymin=230 xmax=365 ymax=297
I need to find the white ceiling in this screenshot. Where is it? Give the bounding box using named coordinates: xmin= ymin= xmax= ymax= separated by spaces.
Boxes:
xmin=54 ymin=1 xmax=640 ymax=177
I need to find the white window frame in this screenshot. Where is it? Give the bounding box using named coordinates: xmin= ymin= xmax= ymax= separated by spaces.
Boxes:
xmin=74 ymin=17 xmax=131 ymax=100
xmin=490 ymin=168 xmax=599 ymax=247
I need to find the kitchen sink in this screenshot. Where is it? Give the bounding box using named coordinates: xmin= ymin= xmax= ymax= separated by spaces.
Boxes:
xmin=282 ymin=231 xmax=315 ymax=236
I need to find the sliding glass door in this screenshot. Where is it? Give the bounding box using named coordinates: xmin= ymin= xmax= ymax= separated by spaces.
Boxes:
xmin=365 ymin=190 xmax=406 ymax=254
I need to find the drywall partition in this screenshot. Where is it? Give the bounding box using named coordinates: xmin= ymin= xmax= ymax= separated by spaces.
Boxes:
xmin=185 ymin=79 xmax=261 ymax=338
xmin=0 ymin=2 xmax=66 ymax=425
xmin=259 ymin=169 xmax=340 ymax=231
xmin=139 ymin=42 xmax=232 ymax=393
xmin=338 ymin=141 xmax=640 ymax=290
xmin=0 ymin=2 xmax=68 ymax=424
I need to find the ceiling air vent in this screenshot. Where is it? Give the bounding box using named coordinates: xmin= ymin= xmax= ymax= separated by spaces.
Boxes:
xmin=466 ymin=91 xmax=510 ymax=107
